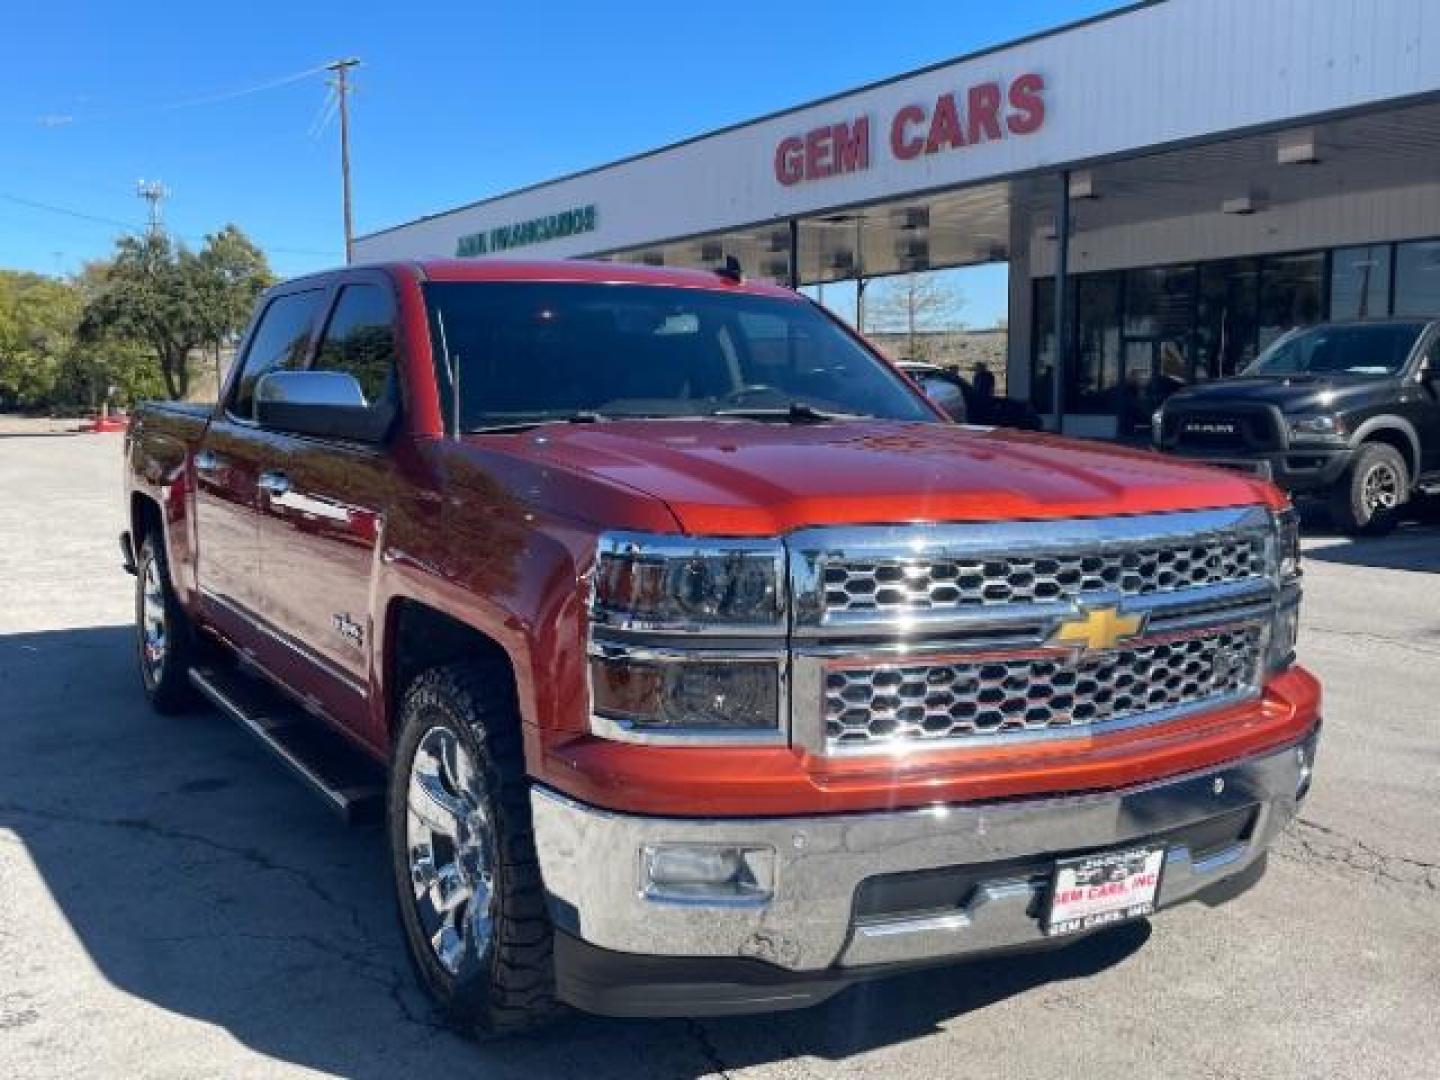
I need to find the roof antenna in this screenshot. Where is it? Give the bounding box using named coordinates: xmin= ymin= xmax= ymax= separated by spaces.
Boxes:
xmin=714 ymin=255 xmax=743 ymax=283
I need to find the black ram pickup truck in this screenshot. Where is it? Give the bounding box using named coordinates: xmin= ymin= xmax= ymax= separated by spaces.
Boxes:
xmin=1155 ymin=319 xmax=1440 ymax=534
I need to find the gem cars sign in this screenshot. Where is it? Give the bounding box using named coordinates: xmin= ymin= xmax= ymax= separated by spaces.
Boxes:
xmin=773 ymin=73 xmax=1046 ymax=186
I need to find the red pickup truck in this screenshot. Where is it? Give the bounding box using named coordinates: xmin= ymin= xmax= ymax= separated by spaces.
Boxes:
xmin=123 ymin=259 xmax=1319 ymax=1034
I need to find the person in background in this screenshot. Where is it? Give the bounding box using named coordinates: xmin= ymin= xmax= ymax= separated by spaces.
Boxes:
xmin=973 ymin=361 xmax=997 ymax=402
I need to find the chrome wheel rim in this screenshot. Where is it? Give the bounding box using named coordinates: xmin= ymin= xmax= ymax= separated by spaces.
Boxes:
xmin=406 ymin=725 xmax=495 ymax=977
xmin=140 ymin=557 xmax=167 ymax=683
xmin=1362 ymin=462 xmax=1400 ymax=513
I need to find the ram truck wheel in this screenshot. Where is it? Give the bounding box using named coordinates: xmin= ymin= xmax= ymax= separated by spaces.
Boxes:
xmin=1330 ymin=442 xmax=1408 ymax=536
xmin=134 ymin=532 xmax=200 ymax=714
xmin=389 ymin=662 xmax=562 ymax=1035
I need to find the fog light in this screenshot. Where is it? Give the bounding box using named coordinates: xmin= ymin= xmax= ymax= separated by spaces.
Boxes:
xmin=641 ymin=844 xmax=775 ymax=904
xmin=1296 ymin=744 xmax=1316 ymax=801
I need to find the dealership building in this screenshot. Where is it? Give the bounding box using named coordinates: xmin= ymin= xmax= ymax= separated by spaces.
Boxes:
xmin=355 ymin=0 xmax=1440 ymax=439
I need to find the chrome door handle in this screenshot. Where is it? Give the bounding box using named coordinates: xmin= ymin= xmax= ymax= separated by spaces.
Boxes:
xmin=258 ymin=471 xmax=292 ymax=497
xmin=194 ymin=449 xmax=222 ymax=473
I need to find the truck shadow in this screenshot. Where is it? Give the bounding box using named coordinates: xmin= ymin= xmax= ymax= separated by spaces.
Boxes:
xmin=0 ymin=624 xmax=1145 ymax=1078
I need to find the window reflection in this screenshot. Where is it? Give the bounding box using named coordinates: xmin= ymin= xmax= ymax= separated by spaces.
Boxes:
xmin=1330 ymin=245 xmax=1391 ymax=322
xmin=1394 ymin=240 xmax=1440 ymax=317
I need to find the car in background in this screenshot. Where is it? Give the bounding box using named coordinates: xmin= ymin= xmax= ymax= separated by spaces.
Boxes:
xmin=899 ymin=361 xmax=1043 ymax=430
xmin=1154 ymin=319 xmax=1440 ymax=534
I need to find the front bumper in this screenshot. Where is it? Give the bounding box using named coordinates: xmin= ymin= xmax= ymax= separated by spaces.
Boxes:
xmin=1164 ymin=445 xmax=1353 ymax=493
xmin=535 ymin=730 xmax=1319 ymax=1017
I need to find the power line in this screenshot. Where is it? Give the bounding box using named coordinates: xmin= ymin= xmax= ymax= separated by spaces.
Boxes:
xmin=0 ymin=192 xmax=133 ymax=230
xmin=22 ymin=62 xmax=334 ymax=127
xmin=0 ymin=190 xmax=339 ymax=258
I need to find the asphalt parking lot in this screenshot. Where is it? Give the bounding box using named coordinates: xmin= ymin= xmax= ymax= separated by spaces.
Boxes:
xmin=1 ymin=423 xmax=1437 ymax=1079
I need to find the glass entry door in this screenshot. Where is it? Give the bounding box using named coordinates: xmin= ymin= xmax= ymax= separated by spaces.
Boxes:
xmin=1120 ymin=267 xmax=1195 ymax=439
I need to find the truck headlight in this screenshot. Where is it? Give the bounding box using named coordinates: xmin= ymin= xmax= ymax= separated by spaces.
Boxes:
xmin=588 ymin=534 xmax=788 ymax=744
xmin=590 ymin=652 xmax=782 ymax=741
xmin=593 ymin=534 xmax=784 ymax=631
xmin=1290 ymin=415 xmax=1344 ymax=437
xmin=1268 ymin=507 xmax=1302 ymax=673
xmin=1272 ymin=506 xmax=1301 ymax=581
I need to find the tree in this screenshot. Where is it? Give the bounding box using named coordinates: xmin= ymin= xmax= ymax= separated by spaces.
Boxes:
xmin=80 ymin=225 xmax=274 ymax=400
xmin=0 ymin=271 xmax=82 ymax=410
xmin=194 ymin=224 xmax=274 ymax=356
xmin=866 ymin=272 xmax=966 ymax=361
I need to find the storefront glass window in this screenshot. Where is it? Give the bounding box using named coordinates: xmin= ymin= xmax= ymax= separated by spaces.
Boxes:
xmin=1259 ymin=252 xmax=1325 ymax=349
xmin=1069 ymin=273 xmax=1122 ymax=413
xmin=1329 ymin=244 xmax=1392 ymax=321
xmin=1030 ymin=278 xmax=1076 ymax=413
xmin=1122 ymin=266 xmax=1194 ymax=435
xmin=1195 ymin=258 xmax=1260 ymax=382
xmin=1394 ymin=240 xmax=1440 ymax=317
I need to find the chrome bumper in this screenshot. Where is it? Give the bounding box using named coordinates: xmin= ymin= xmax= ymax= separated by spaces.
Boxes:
xmin=531 ymin=733 xmax=1317 ymax=974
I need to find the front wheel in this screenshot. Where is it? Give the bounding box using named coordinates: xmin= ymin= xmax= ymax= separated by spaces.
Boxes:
xmin=388 ymin=662 xmax=561 ymax=1035
xmin=1329 ymin=443 xmax=1408 ymax=536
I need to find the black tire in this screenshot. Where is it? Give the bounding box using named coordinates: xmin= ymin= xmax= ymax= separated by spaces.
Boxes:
xmin=135 ymin=531 xmax=201 ymax=714
xmin=1329 ymin=442 xmax=1409 ymax=536
xmin=388 ymin=662 xmax=561 ymax=1036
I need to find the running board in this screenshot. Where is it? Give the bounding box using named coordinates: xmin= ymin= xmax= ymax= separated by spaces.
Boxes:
xmin=189 ymin=665 xmax=385 ymax=825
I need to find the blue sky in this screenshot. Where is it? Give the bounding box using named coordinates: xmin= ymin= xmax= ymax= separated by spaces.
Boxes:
xmin=1 ymin=0 xmax=1117 ymax=325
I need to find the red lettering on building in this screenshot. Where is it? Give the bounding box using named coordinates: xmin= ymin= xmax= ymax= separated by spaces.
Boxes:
xmin=967 ymin=81 xmax=1003 ymax=143
xmin=771 ymin=73 xmax=1045 ymax=185
xmin=774 ymin=136 xmax=804 ymax=186
xmin=1007 ymin=72 xmax=1046 ymax=135
xmin=925 ymin=93 xmax=964 ymax=154
xmin=833 ymin=118 xmax=870 ymax=174
xmin=773 ymin=118 xmax=873 ymax=184
xmin=890 ymin=105 xmax=926 ymax=160
xmin=804 ymin=127 xmax=833 ymax=179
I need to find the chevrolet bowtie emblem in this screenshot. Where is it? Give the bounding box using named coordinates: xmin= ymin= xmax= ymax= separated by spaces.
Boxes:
xmin=1051 ymin=605 xmax=1146 ymax=653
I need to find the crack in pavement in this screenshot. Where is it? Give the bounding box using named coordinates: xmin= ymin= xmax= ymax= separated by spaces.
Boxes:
xmin=0 ymin=800 xmax=453 ymax=1038
xmin=685 ymin=1018 xmax=736 ymax=1080
xmin=1305 ymin=623 xmax=1440 ymax=659
xmin=1277 ymin=816 xmax=1437 ymax=892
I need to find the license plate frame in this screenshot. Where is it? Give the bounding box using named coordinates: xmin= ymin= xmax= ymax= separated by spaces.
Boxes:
xmin=1044 ymin=845 xmax=1167 ymax=938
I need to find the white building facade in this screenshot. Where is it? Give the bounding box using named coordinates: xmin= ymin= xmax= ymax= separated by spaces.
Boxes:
xmin=356 ymin=0 xmax=1440 ymax=438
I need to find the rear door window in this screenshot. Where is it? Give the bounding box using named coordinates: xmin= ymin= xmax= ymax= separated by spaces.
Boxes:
xmin=311 ymin=284 xmax=399 ymax=407
xmin=228 ymin=290 xmax=325 ymax=419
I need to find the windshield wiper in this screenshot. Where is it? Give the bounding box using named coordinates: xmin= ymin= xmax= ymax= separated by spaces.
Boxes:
xmin=711 ymin=402 xmax=872 ymax=424
xmin=465 ymin=411 xmax=606 ymax=434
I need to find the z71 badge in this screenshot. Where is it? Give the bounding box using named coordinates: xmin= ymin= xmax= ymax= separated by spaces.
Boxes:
xmin=331 ymin=613 xmax=364 ymax=649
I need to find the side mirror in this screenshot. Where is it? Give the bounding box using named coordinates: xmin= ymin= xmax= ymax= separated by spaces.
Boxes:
xmin=917 ymin=375 xmax=968 ymax=423
xmin=254 ymin=370 xmax=395 ymax=442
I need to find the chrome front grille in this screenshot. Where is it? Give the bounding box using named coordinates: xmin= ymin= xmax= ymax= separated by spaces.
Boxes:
xmin=823 ymin=625 xmax=1264 ymax=749
xmin=820 ymin=534 xmax=1267 ymax=615
xmin=787 ymin=507 xmax=1282 ymax=756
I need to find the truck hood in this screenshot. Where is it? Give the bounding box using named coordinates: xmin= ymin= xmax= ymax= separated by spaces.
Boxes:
xmin=1164 ymin=374 xmax=1396 ymax=416
xmin=475 ymin=419 xmax=1280 ymax=535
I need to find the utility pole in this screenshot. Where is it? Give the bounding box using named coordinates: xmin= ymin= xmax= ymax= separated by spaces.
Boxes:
xmin=136 ymin=179 xmax=170 ymax=236
xmin=327 ymin=57 xmax=361 ymax=263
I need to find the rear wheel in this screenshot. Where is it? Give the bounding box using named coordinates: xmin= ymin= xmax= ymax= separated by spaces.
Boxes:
xmin=1330 ymin=442 xmax=1408 ymax=536
xmin=135 ymin=532 xmax=200 ymax=713
xmin=388 ymin=662 xmax=561 ymax=1035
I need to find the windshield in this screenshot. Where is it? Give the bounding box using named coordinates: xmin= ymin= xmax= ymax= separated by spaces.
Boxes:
xmin=423 ymin=282 xmax=938 ymax=431
xmin=1244 ymin=322 xmax=1425 ymax=378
